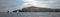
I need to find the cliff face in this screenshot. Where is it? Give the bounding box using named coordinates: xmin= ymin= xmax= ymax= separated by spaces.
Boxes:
xmin=22 ymin=6 xmax=60 ymax=12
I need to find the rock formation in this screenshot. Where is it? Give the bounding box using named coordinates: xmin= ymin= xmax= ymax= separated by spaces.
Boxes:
xmin=22 ymin=6 xmax=60 ymax=12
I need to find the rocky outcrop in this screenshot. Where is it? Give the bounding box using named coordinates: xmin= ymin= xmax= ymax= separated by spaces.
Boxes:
xmin=22 ymin=6 xmax=56 ymax=12
xmin=12 ymin=10 xmax=22 ymax=12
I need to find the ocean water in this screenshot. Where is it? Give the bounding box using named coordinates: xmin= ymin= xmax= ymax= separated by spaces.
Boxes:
xmin=0 ymin=12 xmax=60 ymax=17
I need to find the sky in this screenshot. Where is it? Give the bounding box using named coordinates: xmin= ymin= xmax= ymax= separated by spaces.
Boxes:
xmin=0 ymin=0 xmax=60 ymax=12
xmin=22 ymin=0 xmax=59 ymax=8
xmin=0 ymin=0 xmax=24 ymax=12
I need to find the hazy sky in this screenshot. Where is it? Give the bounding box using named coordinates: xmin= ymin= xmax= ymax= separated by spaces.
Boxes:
xmin=22 ymin=0 xmax=60 ymax=8
xmin=0 ymin=0 xmax=24 ymax=12
xmin=0 ymin=0 xmax=60 ymax=12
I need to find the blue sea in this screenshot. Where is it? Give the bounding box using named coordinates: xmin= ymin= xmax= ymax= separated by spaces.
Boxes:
xmin=0 ymin=12 xmax=60 ymax=17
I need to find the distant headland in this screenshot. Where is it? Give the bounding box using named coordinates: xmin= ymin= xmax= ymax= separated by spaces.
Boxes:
xmin=8 ymin=6 xmax=60 ymax=12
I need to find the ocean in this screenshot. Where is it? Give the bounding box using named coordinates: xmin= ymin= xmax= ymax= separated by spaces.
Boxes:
xmin=0 ymin=12 xmax=60 ymax=17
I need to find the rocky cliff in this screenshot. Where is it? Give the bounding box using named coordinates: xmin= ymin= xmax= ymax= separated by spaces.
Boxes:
xmin=22 ymin=6 xmax=60 ymax=12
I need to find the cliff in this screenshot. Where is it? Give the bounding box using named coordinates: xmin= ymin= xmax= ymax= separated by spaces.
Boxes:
xmin=22 ymin=6 xmax=57 ymax=12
